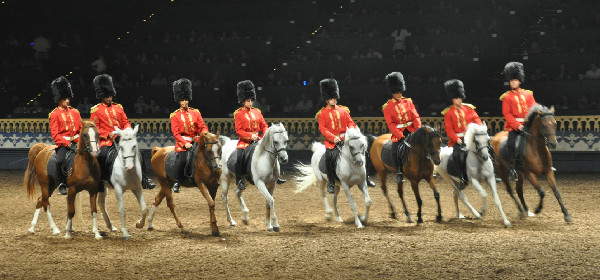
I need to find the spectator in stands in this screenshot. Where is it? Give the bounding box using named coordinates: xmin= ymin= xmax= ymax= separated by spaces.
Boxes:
xmin=426 ymin=94 xmax=446 ymax=114
xmin=119 ymin=73 xmax=133 ymax=88
xmin=282 ymin=97 xmax=294 ymax=113
xmin=555 ymin=63 xmax=572 ymax=80
xmin=391 ymin=27 xmax=411 ymax=57
xmin=295 ymin=94 xmax=314 ymax=112
xmin=257 ymin=97 xmax=271 ymax=113
xmin=91 ymin=55 xmax=107 ymax=73
xmin=366 ymin=48 xmax=383 ymax=59
xmin=208 ymin=70 xmax=222 ymax=88
xmin=583 ymin=63 xmax=600 ymax=79
xmin=341 ymin=72 xmax=352 ymax=84
xmin=530 ymin=68 xmax=548 ymax=81
xmin=32 ymin=34 xmax=51 ymax=61
xmin=31 ymin=100 xmax=44 ymax=114
xmin=148 ymin=99 xmax=162 ymax=113
xmin=134 ymin=96 xmax=147 ymax=113
xmin=150 ymin=71 xmax=167 ymax=86
xmin=77 ymin=96 xmax=92 ymax=113
xmin=350 ymin=49 xmax=364 ymax=60
xmin=136 ymin=73 xmax=148 ymax=87
xmin=555 ymin=93 xmax=572 ymax=110
xmin=547 ymin=38 xmax=562 ymax=53
xmin=568 ymin=16 xmax=579 ymax=29
xmin=409 ymin=45 xmax=425 ymax=58
xmin=528 ymin=41 xmax=542 ymax=55
xmin=357 ymin=98 xmax=374 ymax=115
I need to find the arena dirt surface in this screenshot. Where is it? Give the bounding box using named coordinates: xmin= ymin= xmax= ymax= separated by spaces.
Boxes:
xmin=1 ymin=169 xmax=599 ymax=279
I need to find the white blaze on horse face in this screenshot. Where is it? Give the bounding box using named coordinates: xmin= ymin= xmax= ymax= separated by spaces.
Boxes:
xmin=211 ymin=142 xmax=221 ymax=169
xmin=88 ymin=127 xmax=99 ymax=155
xmin=120 ymin=129 xmax=137 ymax=171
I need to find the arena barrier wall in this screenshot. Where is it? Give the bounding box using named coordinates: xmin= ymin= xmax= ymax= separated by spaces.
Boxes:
xmin=1 ymin=117 xmax=600 ymax=171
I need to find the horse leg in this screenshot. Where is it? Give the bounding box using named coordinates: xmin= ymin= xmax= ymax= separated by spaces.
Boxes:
xmin=524 ymin=172 xmax=544 ymax=216
xmin=164 ymin=187 xmax=184 ymax=231
xmin=358 ymin=182 xmax=372 ymax=225
xmin=426 ymin=177 xmax=442 ymax=223
xmin=454 ymin=184 xmax=480 ymax=219
xmin=470 ymin=178 xmax=488 ymax=218
xmin=486 ymin=176 xmax=511 ymax=227
xmin=498 ymin=164 xmax=524 ymax=215
xmin=409 ymin=180 xmax=424 ymax=223
xmin=133 ymin=185 xmax=149 ymax=230
xmin=89 ymin=191 xmax=102 ymax=239
xmin=515 ymin=173 xmax=532 ymax=218
xmin=113 ymin=185 xmax=131 ymax=240
xmin=318 ymin=178 xmax=334 ymax=220
xmin=220 ymin=175 xmax=237 ymax=226
xmin=332 ymin=185 xmax=343 ymax=222
xmin=255 ymin=180 xmax=278 ymax=232
xmin=197 ymin=183 xmax=220 ymax=237
xmin=397 ymin=178 xmax=413 ymax=223
xmin=147 ymin=186 xmax=166 ymax=231
xmin=235 ymin=186 xmax=251 ymax=225
xmin=64 ymin=189 xmax=77 ymax=238
xmin=267 ymin=182 xmax=280 ymax=231
xmin=340 ymin=182 xmax=364 ymax=228
xmin=97 ymin=186 xmax=117 ymax=232
xmin=379 ymin=170 xmax=397 ymax=219
xmin=545 ymin=170 xmax=572 ymax=223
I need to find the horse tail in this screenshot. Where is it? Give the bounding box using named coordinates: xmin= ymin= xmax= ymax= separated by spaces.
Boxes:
xmin=311 ymin=142 xmax=325 ymax=153
xmin=24 ymin=144 xmax=45 ymax=199
xmin=365 ymin=134 xmax=377 ymax=176
xmin=293 ymin=162 xmax=317 ymax=193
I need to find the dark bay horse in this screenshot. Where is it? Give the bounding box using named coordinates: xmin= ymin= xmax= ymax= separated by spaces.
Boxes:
xmin=24 ymin=121 xmax=103 ymax=238
xmin=370 ymin=125 xmax=442 ymax=223
xmin=490 ymin=105 xmax=571 ymax=223
xmin=148 ymin=131 xmax=223 ymax=236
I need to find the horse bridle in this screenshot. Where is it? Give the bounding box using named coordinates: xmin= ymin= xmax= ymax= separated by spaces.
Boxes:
xmin=118 ymin=137 xmax=137 ymax=164
xmin=523 ymin=113 xmax=557 ymax=148
xmin=264 ymin=130 xmax=287 ymax=161
xmin=203 ymin=140 xmax=221 ymax=170
xmin=425 ymin=132 xmax=440 ymax=160
xmin=81 ymin=125 xmax=99 ymax=155
xmin=339 ymin=136 xmax=365 ymax=166
xmin=471 ymin=132 xmax=489 ymax=162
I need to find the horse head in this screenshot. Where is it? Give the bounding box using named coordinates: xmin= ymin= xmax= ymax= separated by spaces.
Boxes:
xmin=526 ymin=105 xmax=557 ymax=149
xmin=465 ymin=122 xmax=490 ymax=162
xmin=114 ymin=124 xmax=139 ymax=172
xmin=266 ymin=123 xmax=289 ymax=164
xmin=423 ymin=126 xmax=442 ymax=165
xmin=199 ymin=131 xmax=223 ymax=171
xmin=79 ymin=121 xmax=99 ymax=157
xmin=344 ymin=127 xmax=367 ymax=167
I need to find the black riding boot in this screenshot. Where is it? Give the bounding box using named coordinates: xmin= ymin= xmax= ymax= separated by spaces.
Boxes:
xmin=507 ymin=131 xmax=519 ymax=181
xmin=235 ymin=148 xmax=246 ymax=191
xmin=392 ymin=141 xmax=404 ymax=184
xmin=139 ymin=151 xmax=155 ymax=190
xmin=325 ymin=148 xmax=337 ymax=194
xmin=56 ymin=161 xmax=67 ymax=195
xmin=173 ymin=151 xmax=187 ymax=193
xmin=452 ymin=144 xmax=468 ymax=190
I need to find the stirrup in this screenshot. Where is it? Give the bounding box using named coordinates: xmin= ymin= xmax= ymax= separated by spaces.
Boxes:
xmin=508 ymin=169 xmax=518 ymax=181
xmin=366 ymin=176 xmax=376 ymax=187
xmin=142 ymin=177 xmax=156 ymax=190
xmin=57 ymin=183 xmax=67 ymax=195
xmin=276 ymin=177 xmax=286 ymax=184
xmin=173 ymin=182 xmax=181 ymax=193
xmin=326 ymin=182 xmax=335 ymax=194
xmin=395 ymin=173 xmax=404 ymax=184
xmin=236 ymin=179 xmax=246 ymax=191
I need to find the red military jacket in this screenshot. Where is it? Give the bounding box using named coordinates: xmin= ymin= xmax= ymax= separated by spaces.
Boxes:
xmin=234 ymin=106 xmax=268 ymax=149
xmin=90 ymin=102 xmax=131 ymax=148
xmin=170 ymin=107 xmax=209 ymax=153
xmin=316 ymin=105 xmax=356 ymax=149
xmin=500 ymin=88 xmax=537 ymax=131
xmin=49 ymin=106 xmax=82 ymax=147
xmin=442 ymin=103 xmax=482 ymax=147
xmin=382 ymin=97 xmax=421 ymax=142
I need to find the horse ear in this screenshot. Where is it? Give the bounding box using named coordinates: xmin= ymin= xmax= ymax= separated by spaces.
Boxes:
xmin=536 ymin=109 xmax=542 ymax=115
xmin=216 ymin=129 xmax=220 ymax=138
xmin=133 ymin=124 xmax=139 ymax=134
xmin=550 ymin=106 xmax=555 ymax=113
xmin=114 ymin=126 xmax=121 ymax=135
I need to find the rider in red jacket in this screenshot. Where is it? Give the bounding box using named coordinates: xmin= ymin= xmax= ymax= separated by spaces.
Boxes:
xmin=48 ymin=76 xmax=82 ymax=195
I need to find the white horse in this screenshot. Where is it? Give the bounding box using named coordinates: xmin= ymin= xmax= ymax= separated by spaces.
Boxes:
xmin=219 ymin=123 xmax=289 ymax=232
xmin=436 ymin=123 xmax=511 ymax=227
xmin=294 ymin=127 xmax=372 ymax=228
xmin=97 ymin=124 xmax=150 ymax=240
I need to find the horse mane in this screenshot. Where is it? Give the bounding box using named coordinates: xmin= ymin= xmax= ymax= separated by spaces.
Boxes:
xmin=525 ymin=104 xmax=553 ymax=130
xmin=407 ymin=125 xmax=438 ymax=146
xmin=77 ymin=121 xmax=96 ymax=152
xmin=464 ymin=123 xmax=487 ymax=151
xmin=344 ymin=127 xmax=367 ymax=147
xmin=256 ymin=123 xmax=285 ymax=157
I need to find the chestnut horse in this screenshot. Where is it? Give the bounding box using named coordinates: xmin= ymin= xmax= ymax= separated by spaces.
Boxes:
xmin=370 ymin=125 xmax=442 ymax=223
xmin=147 ymin=131 xmax=223 ymax=236
xmin=24 ymin=121 xmax=103 ymax=238
xmin=490 ymin=104 xmax=571 ymax=223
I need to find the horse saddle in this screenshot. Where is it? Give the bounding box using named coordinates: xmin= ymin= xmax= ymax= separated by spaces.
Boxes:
xmin=447 ymin=146 xmax=468 ymax=178
xmin=100 ymin=145 xmax=118 ymax=181
xmin=165 ymin=145 xmax=198 ymax=186
xmin=226 ymin=141 xmax=258 ymax=185
xmin=499 ymin=133 xmax=526 ymax=164
xmin=381 ymin=140 xmax=410 ymax=169
xmin=317 ymin=147 xmax=340 ymax=182
xmin=47 ymin=148 xmax=76 ymax=182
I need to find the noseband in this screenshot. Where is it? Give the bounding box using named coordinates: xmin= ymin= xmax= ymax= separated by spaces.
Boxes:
xmin=264 ymin=130 xmax=287 ymax=160
xmin=523 ymin=113 xmax=556 ymax=148
xmin=470 ymin=132 xmax=489 ymax=162
xmin=425 ymin=132 xmax=440 ymax=160
xmin=118 ymin=137 xmax=137 ymax=165
xmin=203 ymin=140 xmax=221 ymax=169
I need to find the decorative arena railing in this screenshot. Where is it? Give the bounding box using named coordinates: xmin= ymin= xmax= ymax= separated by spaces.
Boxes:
xmin=1 ymin=117 xmax=600 ymax=151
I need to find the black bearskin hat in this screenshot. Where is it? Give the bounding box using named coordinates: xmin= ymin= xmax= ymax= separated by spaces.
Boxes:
xmin=236 ymin=80 xmax=256 ymax=104
xmin=51 ymin=76 xmax=73 ymax=103
xmin=173 ymin=78 xmax=192 ymax=102
xmin=504 ymin=62 xmax=525 ymax=83
xmin=444 ymin=79 xmax=466 ymax=101
xmin=93 ymin=74 xmax=116 ymax=99
xmin=385 ymin=72 xmax=406 ymax=94
xmin=319 ymin=78 xmax=340 ymax=101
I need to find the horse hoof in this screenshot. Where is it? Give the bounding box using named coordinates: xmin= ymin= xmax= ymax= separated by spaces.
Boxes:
xmin=272 ymin=227 xmax=280 ymax=232
xmin=111 ymin=227 xmax=118 ymax=232
xmin=357 ymin=225 xmax=364 ymax=229
xmin=135 ymin=222 xmax=144 ymax=229
xmin=534 ymin=207 xmax=543 ymax=214
xmin=147 ymin=226 xmax=154 ymax=231
xmin=504 ymin=222 xmax=512 ymax=228
xmin=390 ymin=212 xmax=397 ymax=219
xmin=417 ymin=218 xmax=424 ymax=224
xmin=181 ymin=229 xmax=189 ymax=234
xmin=211 ymin=230 xmax=220 ymax=237
xmin=325 ymin=214 xmax=332 ymax=221
xmin=122 ymin=236 xmax=131 ymax=241
xmin=268 ymin=228 xmax=273 ymax=232
xmin=242 ymin=219 xmax=249 ymax=225
xmin=527 ymin=210 xmax=535 ymax=217
xmin=564 ymin=215 xmax=573 ymax=223
xmin=52 ymin=230 xmax=61 ymax=235
xmin=435 ymin=216 xmax=442 ymax=223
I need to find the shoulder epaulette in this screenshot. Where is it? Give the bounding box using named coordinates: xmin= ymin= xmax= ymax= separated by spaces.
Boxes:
xmin=189 ymin=107 xmax=200 ymax=113
xmin=441 ymin=106 xmax=452 ymax=115
xmin=48 ymin=107 xmax=57 ymax=120
xmin=115 ymin=103 xmax=123 ymax=109
xmin=339 ymin=105 xmax=350 ymax=113
xmin=315 ymin=107 xmax=325 ymax=119
xmin=90 ymin=104 xmax=100 ymax=114
xmin=170 ymin=109 xmax=180 ymax=119
xmin=524 ymin=89 xmax=533 ymax=95
xmin=253 ymin=107 xmax=262 ymax=113
xmin=499 ymin=91 xmax=510 ymax=101
xmin=69 ymin=106 xmax=79 ymax=113
xmin=381 ymin=100 xmax=391 ymax=111
xmin=233 ymin=107 xmax=243 ymax=117
xmin=403 ymin=97 xmax=413 ymax=103
xmin=463 ymin=103 xmax=476 ymax=110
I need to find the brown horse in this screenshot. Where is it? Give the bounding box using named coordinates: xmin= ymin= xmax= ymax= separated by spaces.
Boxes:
xmin=490 ymin=104 xmax=571 ymax=223
xmin=147 ymin=131 xmax=223 ymax=236
xmin=370 ymin=125 xmax=443 ymax=223
xmin=24 ymin=121 xmax=102 ymax=238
